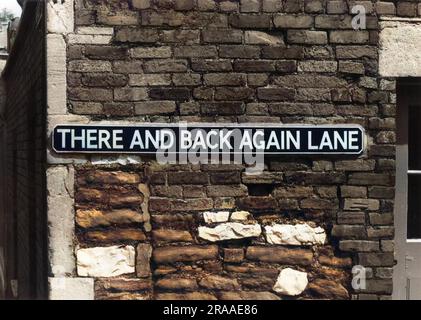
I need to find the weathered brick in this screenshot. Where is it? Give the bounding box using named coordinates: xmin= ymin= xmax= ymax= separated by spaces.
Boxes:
xmin=131 ymin=46 xmax=172 ymax=58
xmin=246 ymin=247 xmax=313 ymax=265
xmin=113 ymin=61 xmax=143 ymax=74
xmin=202 ymin=29 xmax=243 ymax=43
xmin=81 ymin=73 xmax=127 ymax=87
xmin=168 ymin=172 xmax=208 ymax=185
xmin=149 ymin=88 xmax=190 ymax=101
xmin=348 ymin=173 xmax=393 ymax=186
xmin=335 ymin=159 xmax=375 ymax=171
xmin=257 ymin=88 xmax=295 ymax=101
xmin=344 ymin=199 xmax=380 ymax=211
xmin=153 ymin=245 xmax=219 ymax=263
xmin=230 ymin=14 xmax=272 ymax=29
xmin=115 ymin=28 xmax=159 ymax=43
xmin=85 ymin=46 xmax=128 ymax=60
xmin=331 ymin=225 xmax=367 ymax=239
xmin=262 ymin=46 xmax=304 ymax=59
xmin=114 ymin=88 xmax=148 ymax=102
xmin=143 ymin=59 xmax=188 ymax=73
xmin=97 ymin=10 xmax=139 ymax=25
xmin=219 ymin=45 xmax=261 ymax=58
xmin=358 ymin=253 xmax=394 ymax=267
xmin=287 ymin=30 xmax=328 ymax=44
xmin=338 ymin=61 xmax=365 ymax=75
xmin=171 ymin=198 xmax=214 ymax=211
xmin=234 ymin=60 xmax=276 ymax=72
xmin=173 ymin=74 xmax=202 ymax=86
xmin=161 ymin=29 xmax=200 ymax=44
xmin=340 ymin=186 xmax=367 ymax=198
xmin=174 ymin=0 xmax=195 ymax=11
xmin=152 ymin=229 xmax=193 ymax=242
xmin=134 ymin=101 xmax=177 ymax=115
xmin=69 ymin=60 xmax=112 ymax=73
xmin=327 ymin=1 xmax=348 ymax=14
xmin=207 ymin=185 xmax=248 ymax=197
xmin=104 ymin=102 xmax=135 ymax=116
xmin=397 ymin=2 xmax=417 ymax=17
xmin=245 ymin=31 xmax=284 ymax=45
xmin=285 ymin=172 xmax=346 ymax=184
xmin=223 ymin=248 xmax=244 ymax=263
xmin=204 ymin=73 xmax=246 ymax=86
xmin=298 ymin=60 xmax=338 ymax=72
xmin=376 ymin=2 xmax=395 ymax=15
xmin=237 ymin=196 xmax=278 ymax=211
xmin=340 ymin=240 xmax=379 ymax=252
xmin=337 ymin=212 xmax=366 ymax=225
xmin=240 ymin=0 xmax=260 ymax=13
xmin=330 ymin=31 xmax=369 ymax=44
xmin=129 ymin=74 xmax=171 ymax=86
xmin=68 ymin=87 xmax=113 ymax=101
xmin=274 ymin=14 xmax=314 ymax=28
xmin=201 ymin=102 xmax=245 ymax=115
xmin=191 ymin=59 xmax=233 ymax=72
xmin=174 ymin=46 xmax=218 ymax=58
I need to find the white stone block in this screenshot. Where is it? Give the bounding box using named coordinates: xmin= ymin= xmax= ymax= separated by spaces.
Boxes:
xmin=77 ymin=246 xmax=135 ymax=277
xmin=198 ymin=223 xmax=262 ymax=242
xmin=265 ymin=223 xmax=326 ymax=246
xmin=48 ymin=195 xmax=75 ymax=274
xmin=49 ymin=277 xmax=94 ymax=300
xmin=380 ymin=21 xmax=421 ymax=77
xmin=47 ymin=0 xmax=74 ymax=34
xmin=47 ymin=34 xmax=67 ymax=115
xmin=273 ymin=268 xmax=308 ymax=296
xmin=203 ymin=211 xmax=230 ymax=224
xmin=230 ymin=211 xmax=250 ymax=221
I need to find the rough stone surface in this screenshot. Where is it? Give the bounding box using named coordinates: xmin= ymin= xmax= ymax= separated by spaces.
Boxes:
xmin=265 ymin=224 xmax=326 ymax=246
xmin=203 ymin=211 xmax=230 ymax=223
xmin=380 ymin=21 xmax=421 ymax=76
xmin=49 ymin=277 xmax=94 ymax=300
xmin=199 ymin=223 xmax=262 ymax=242
xmin=77 ymin=246 xmax=135 ymax=277
xmin=273 ymin=268 xmax=308 ymax=296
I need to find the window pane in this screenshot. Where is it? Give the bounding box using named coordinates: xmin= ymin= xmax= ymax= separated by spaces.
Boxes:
xmin=409 ymin=105 xmax=421 ymax=170
xmin=408 ymin=174 xmax=421 ymax=239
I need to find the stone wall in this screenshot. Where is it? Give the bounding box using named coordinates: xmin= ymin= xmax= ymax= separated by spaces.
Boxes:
xmin=0 ymin=1 xmax=47 ymax=299
xmin=49 ymin=0 xmax=399 ymax=300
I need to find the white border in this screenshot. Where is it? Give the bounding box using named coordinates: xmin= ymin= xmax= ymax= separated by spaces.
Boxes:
xmin=51 ymin=123 xmax=366 ymax=156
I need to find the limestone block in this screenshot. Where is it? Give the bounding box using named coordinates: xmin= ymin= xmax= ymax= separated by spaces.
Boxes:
xmin=77 ymin=246 xmax=135 ymax=277
xmin=380 ymin=21 xmax=421 ymax=76
xmin=230 ymin=211 xmax=251 ymax=221
xmin=47 ymin=0 xmax=74 ymax=34
xmin=203 ymin=211 xmax=230 ymax=223
xmin=265 ymin=223 xmax=326 ymax=246
xmin=47 ymin=34 xmax=67 ymax=115
xmin=49 ymin=278 xmax=94 ymax=300
xmin=273 ymin=268 xmax=308 ymax=296
xmin=198 ymin=223 xmax=262 ymax=242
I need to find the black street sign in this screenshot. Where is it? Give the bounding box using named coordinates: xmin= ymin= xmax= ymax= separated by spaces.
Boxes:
xmin=52 ymin=124 xmax=365 ymax=155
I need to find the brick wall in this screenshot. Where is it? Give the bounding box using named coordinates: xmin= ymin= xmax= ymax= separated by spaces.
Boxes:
xmin=65 ymin=0 xmax=398 ymax=300
xmin=0 ymin=1 xmax=47 ymax=299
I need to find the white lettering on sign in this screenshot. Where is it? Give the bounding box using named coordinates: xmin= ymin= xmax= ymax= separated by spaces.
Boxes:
xmin=53 ymin=124 xmax=365 ymax=155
